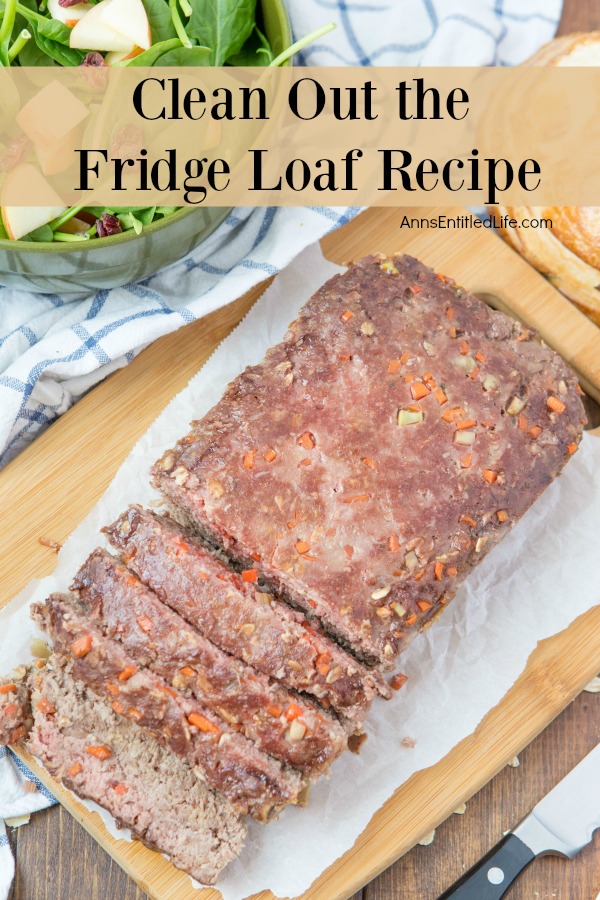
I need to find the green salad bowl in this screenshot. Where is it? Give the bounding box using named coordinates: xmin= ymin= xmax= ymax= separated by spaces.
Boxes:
xmin=0 ymin=0 xmax=291 ymax=294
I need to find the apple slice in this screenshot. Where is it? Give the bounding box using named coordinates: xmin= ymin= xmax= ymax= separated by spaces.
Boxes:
xmin=47 ymin=0 xmax=89 ymax=27
xmin=105 ymin=45 xmax=144 ymax=65
xmin=70 ymin=0 xmax=134 ymax=52
xmin=1 ymin=164 xmax=67 ymax=240
xmin=100 ymin=0 xmax=151 ymax=51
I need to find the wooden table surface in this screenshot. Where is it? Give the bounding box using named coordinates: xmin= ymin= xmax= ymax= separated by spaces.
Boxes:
xmin=7 ymin=1 xmax=600 ymax=897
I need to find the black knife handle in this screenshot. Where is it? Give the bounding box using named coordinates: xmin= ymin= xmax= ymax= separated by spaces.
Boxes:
xmin=437 ymin=833 xmax=535 ymax=900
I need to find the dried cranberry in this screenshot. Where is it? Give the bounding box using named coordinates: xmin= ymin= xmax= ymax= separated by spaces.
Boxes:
xmin=96 ymin=213 xmax=122 ymax=238
xmin=0 ymin=135 xmax=30 ymax=173
xmin=80 ymin=51 xmax=106 ymax=66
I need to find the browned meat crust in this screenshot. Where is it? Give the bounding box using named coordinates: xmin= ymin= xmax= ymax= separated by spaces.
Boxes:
xmin=32 ymin=595 xmax=304 ymax=821
xmin=103 ymin=506 xmax=390 ymax=723
xmin=69 ymin=548 xmax=348 ymax=774
xmin=151 ymin=254 xmax=586 ymax=668
xmin=28 ymin=659 xmax=246 ymax=885
xmin=0 ymin=667 xmax=33 ymax=745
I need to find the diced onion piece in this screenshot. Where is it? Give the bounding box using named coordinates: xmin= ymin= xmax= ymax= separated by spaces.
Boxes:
xmin=30 ymin=638 xmax=51 ymax=660
xmin=506 ymin=395 xmax=526 ymax=416
xmin=287 ymin=719 xmax=307 ymax=742
xmin=371 ymin=585 xmax=391 ymax=600
xmin=454 ymin=430 xmax=475 ymax=445
xmin=452 ymin=355 xmax=475 ymax=374
xmin=404 ymin=550 xmax=419 ymax=572
xmin=397 ymin=408 xmax=424 ymax=426
xmin=482 ymin=374 xmax=499 ymax=392
xmin=391 ymin=602 xmax=406 ymax=617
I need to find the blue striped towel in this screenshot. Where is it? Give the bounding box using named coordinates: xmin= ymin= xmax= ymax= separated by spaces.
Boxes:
xmin=0 ymin=1 xmax=562 ymax=896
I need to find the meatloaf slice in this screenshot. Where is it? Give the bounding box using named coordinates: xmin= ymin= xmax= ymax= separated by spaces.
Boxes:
xmin=33 ymin=595 xmax=304 ymax=821
xmin=28 ymin=658 xmax=246 ymax=885
xmin=69 ymin=548 xmax=348 ymax=774
xmin=152 ymin=254 xmax=586 ymax=668
xmin=0 ymin=666 xmax=34 ymax=745
xmin=103 ymin=506 xmax=390 ymax=724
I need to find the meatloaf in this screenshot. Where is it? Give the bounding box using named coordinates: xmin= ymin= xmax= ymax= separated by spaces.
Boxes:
xmin=103 ymin=505 xmax=389 ymax=723
xmin=0 ymin=666 xmax=34 ymax=745
xmin=33 ymin=594 xmax=304 ymax=821
xmin=69 ymin=548 xmax=348 ymax=774
xmin=152 ymin=254 xmax=586 ymax=668
xmin=27 ymin=658 xmax=246 ymax=884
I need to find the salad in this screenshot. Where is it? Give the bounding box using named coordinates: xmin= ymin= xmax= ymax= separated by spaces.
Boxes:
xmin=0 ymin=0 xmax=332 ymax=242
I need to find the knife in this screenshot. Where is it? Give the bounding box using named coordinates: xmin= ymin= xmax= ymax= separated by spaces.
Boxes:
xmin=437 ymin=743 xmax=600 ymax=899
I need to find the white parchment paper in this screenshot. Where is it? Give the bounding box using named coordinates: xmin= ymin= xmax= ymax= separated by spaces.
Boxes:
xmin=1 ymin=243 xmax=600 ymax=900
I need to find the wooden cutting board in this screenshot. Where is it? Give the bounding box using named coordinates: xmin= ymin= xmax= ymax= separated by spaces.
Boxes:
xmin=1 ymin=206 xmax=599 ymax=900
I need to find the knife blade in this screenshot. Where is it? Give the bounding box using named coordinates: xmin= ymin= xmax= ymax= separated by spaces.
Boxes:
xmin=437 ymin=743 xmax=600 ymax=899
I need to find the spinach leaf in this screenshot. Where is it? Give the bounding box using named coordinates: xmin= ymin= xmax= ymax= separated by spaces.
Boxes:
xmin=226 ymin=23 xmax=272 ymax=65
xmin=155 ymin=45 xmax=211 ymax=65
xmin=186 ymin=0 xmax=256 ymax=66
xmin=142 ymin=0 xmax=177 ymax=44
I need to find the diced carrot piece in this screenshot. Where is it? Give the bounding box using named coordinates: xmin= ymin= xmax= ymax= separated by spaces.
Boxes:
xmin=316 ymin=658 xmax=330 ymax=676
xmin=448 ymin=326 xmax=457 ymax=338
xmin=475 ymin=351 xmax=487 ymax=363
xmin=36 ymin=698 xmax=56 ymax=715
xmin=518 ymin=413 xmax=529 ymax=432
xmin=0 ymin=684 xmax=16 ymax=695
xmin=180 ymin=666 xmax=197 ymax=677
xmin=340 ymin=309 xmax=353 ymax=322
xmin=263 ymin=448 xmax=277 ymax=462
xmin=433 ymin=387 xmax=447 ymax=405
xmin=529 ymin=426 xmax=542 ymax=438
xmin=455 ymin=419 xmax=477 ymax=430
xmin=388 ymin=359 xmax=402 ymax=374
xmin=417 ymin=600 xmax=433 ymax=611
xmin=344 ymin=544 xmax=354 ymax=558
xmin=459 ymin=514 xmax=477 ymax=527
xmin=390 ymin=673 xmax=408 ymax=691
xmin=114 ymin=783 xmax=128 ymax=796
xmin=295 ymin=540 xmax=310 ymax=554
xmin=405 ymin=614 xmax=418 ymax=625
xmin=188 ymin=712 xmax=221 ymax=734
xmin=434 ymin=562 xmax=444 ymax=581
xmin=496 ymin=509 xmax=509 ymax=522
xmin=106 ymin=683 xmax=119 ymax=696
xmin=567 ymin=442 xmax=577 ymax=454
xmin=446 ymin=306 xmax=455 ymax=320
xmin=362 ymin=457 xmax=377 ymax=468
xmin=3 ymin=703 xmax=17 ymax=717
xmin=441 ymin=407 xmax=465 ymax=422
xmin=388 ymin=533 xmax=400 ymax=552
xmin=85 ymin=745 xmax=112 ymax=761
xmin=266 ymin=704 xmax=282 ymax=717
xmin=459 ymin=340 xmax=469 ymax=355
xmin=408 ymin=284 xmax=422 ymax=294
xmin=446 ymin=566 xmax=458 ymax=576
xmin=69 ymin=763 xmax=83 ymax=777
xmin=118 ymin=665 xmax=136 ymax=682
xmin=243 ymin=450 xmax=255 ymax=469
xmin=241 ymin=568 xmax=258 ymax=583
xmin=482 ymin=469 xmax=498 ymax=484
xmin=71 ymin=634 xmax=93 ymax=658
xmin=411 ymin=382 xmax=430 ymax=401
xmin=298 ymin=431 xmax=316 ymax=450
xmin=285 ymin=703 xmax=303 ymax=721
xmin=112 ymin=700 xmax=125 ymax=715
xmin=547 ymin=396 xmax=566 ymax=414
xmin=460 ymin=454 xmax=472 ymax=469
xmin=137 ymin=616 xmax=153 ymax=634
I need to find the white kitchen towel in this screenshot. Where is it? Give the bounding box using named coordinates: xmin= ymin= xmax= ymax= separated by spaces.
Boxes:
xmin=0 ymin=0 xmax=562 ymax=469
xmin=0 ymin=746 xmax=56 ymax=898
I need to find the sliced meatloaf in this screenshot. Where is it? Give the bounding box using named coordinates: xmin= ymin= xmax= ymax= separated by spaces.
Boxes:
xmin=68 ymin=548 xmax=348 ymax=774
xmin=0 ymin=666 xmax=34 ymax=745
xmin=103 ymin=506 xmax=390 ymax=724
xmin=33 ymin=595 xmax=304 ymax=822
xmin=27 ymin=658 xmax=246 ymax=885
xmin=151 ymin=254 xmax=586 ymax=668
